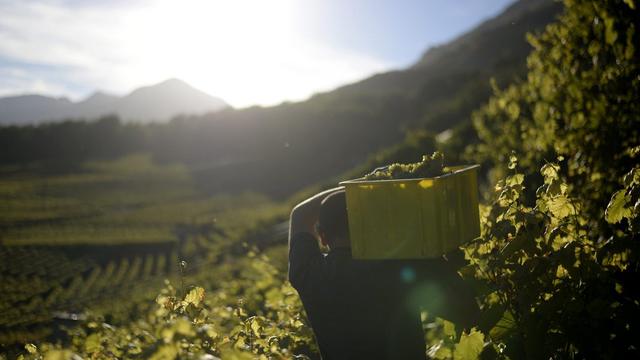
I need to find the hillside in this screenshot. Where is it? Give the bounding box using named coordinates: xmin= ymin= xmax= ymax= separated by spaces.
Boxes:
xmin=0 ymin=78 xmax=228 ymax=125
xmin=0 ymin=0 xmax=562 ymax=198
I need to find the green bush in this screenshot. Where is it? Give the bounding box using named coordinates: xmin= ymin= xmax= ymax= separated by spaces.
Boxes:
xmin=462 ymin=0 xmax=640 ymax=358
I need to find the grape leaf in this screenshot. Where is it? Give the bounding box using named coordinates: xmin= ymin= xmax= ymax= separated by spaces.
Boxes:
xmin=624 ymin=0 xmax=635 ymax=9
xmin=506 ymin=173 xmax=524 ymax=186
xmin=184 ymin=286 xmax=205 ymax=307
xmin=490 ymin=311 xmax=516 ymax=340
xmin=605 ymin=190 xmax=631 ymax=224
xmin=547 ymin=196 xmax=575 ymax=219
xmin=508 ymin=153 xmax=518 ymax=169
xmin=541 ymin=163 xmax=560 ymax=182
xmin=84 ymin=333 xmax=101 ymax=353
xmin=443 ymin=319 xmax=457 ymax=339
xmin=25 ymin=344 xmax=37 ymax=354
xmin=454 ymin=329 xmax=485 ymax=360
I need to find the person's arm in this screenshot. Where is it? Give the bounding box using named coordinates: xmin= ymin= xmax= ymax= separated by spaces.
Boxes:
xmin=288 ymin=186 xmax=343 ymax=290
xmin=288 ymin=186 xmax=344 ymax=244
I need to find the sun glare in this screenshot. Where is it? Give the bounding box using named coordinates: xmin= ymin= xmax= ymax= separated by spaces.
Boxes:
xmin=109 ymin=0 xmax=385 ymax=107
xmin=119 ymin=0 xmax=308 ymax=106
xmin=0 ymin=0 xmax=388 ymax=106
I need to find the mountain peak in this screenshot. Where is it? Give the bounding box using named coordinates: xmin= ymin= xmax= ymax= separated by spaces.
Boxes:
xmin=127 ymin=78 xmax=205 ymax=97
xmin=81 ymin=91 xmax=117 ymax=104
xmin=158 ymin=78 xmax=189 ymax=86
xmin=119 ymin=79 xmax=228 ymax=121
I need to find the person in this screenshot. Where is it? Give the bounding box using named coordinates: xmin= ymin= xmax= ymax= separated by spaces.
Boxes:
xmin=288 ymin=187 xmax=480 ymax=360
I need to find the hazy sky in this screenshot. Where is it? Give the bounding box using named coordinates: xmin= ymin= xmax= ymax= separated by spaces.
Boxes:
xmin=0 ymin=0 xmax=515 ymax=107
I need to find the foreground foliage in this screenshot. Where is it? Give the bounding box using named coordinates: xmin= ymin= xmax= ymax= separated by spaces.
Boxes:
xmin=12 ymin=253 xmax=316 ymax=360
xmin=472 ymin=0 xmax=639 ymax=213
xmin=463 ymin=158 xmax=639 ymax=358
xmin=11 ymin=251 xmax=492 ymax=360
xmin=462 ymin=0 xmax=640 ymax=358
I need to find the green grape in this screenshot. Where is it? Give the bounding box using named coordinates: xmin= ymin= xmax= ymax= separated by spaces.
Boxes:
xmin=363 ymin=152 xmax=450 ymax=180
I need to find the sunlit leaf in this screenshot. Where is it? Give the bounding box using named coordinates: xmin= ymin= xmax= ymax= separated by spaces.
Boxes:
xmin=184 ymin=286 xmax=205 ymax=307
xmin=604 ymin=17 xmax=618 ymax=45
xmin=605 ymin=190 xmax=631 ymax=223
xmin=556 ymin=264 xmax=569 ymax=278
xmin=84 ymin=333 xmax=101 ymax=353
xmin=443 ymin=319 xmax=457 ymax=339
xmin=432 ymin=343 xmax=453 ymax=359
xmin=44 ymin=350 xmax=74 ymax=360
xmin=454 ymin=329 xmax=485 ymax=360
xmin=508 ymin=153 xmax=518 ymax=169
xmin=249 ymin=316 xmax=265 ymax=336
xmin=506 ymin=173 xmax=524 ymax=186
xmin=547 ymin=195 xmax=575 ymax=219
xmin=25 ymin=344 xmax=37 ymax=354
xmin=540 ymin=163 xmax=559 ymax=182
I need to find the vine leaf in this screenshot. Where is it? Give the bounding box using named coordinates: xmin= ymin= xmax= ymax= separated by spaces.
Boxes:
xmin=184 ymin=287 xmax=205 ymax=307
xmin=547 ymin=196 xmax=575 ymax=219
xmin=540 ymin=163 xmax=560 ymax=182
xmin=624 ymin=0 xmax=635 ymax=10
xmin=489 ymin=310 xmax=516 ymax=340
xmin=24 ymin=344 xmax=37 ymax=354
xmin=84 ymin=333 xmax=101 ymax=353
xmin=508 ymin=153 xmax=518 ymax=169
xmin=605 ymin=190 xmax=631 ymax=223
xmin=506 ymin=173 xmax=524 ymax=186
xmin=454 ymin=329 xmax=485 ymax=360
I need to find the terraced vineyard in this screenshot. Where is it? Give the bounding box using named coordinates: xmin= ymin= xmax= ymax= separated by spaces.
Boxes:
xmin=0 ymin=154 xmax=288 ymax=347
xmin=0 ymin=244 xmax=177 ymax=343
xmin=1 ymin=154 xmax=201 ymax=246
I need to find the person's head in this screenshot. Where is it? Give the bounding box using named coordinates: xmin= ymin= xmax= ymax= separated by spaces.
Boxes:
xmin=317 ymin=190 xmax=350 ymax=249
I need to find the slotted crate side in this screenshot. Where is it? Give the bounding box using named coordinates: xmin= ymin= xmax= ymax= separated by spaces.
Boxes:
xmin=342 ymin=165 xmax=480 ymax=259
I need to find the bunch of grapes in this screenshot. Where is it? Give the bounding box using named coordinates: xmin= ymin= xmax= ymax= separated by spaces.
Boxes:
xmin=363 ymin=152 xmax=450 ymax=180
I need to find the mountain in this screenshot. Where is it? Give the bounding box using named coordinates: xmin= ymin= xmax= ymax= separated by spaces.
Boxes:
xmin=413 ymin=0 xmax=557 ymax=72
xmin=327 ymin=0 xmax=561 ymax=114
xmin=0 ymin=79 xmax=229 ymax=125
xmin=113 ymin=79 xmax=229 ymax=121
xmin=0 ymin=95 xmax=73 ymax=126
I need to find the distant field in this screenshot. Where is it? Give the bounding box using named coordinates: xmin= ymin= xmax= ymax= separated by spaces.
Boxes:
xmin=0 ymin=154 xmax=284 ymax=246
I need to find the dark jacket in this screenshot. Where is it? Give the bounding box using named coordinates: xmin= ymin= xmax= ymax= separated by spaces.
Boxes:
xmin=289 ymin=232 xmax=427 ymax=360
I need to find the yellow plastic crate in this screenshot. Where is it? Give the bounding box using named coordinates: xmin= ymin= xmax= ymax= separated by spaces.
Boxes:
xmin=339 ymin=165 xmax=481 ymax=259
